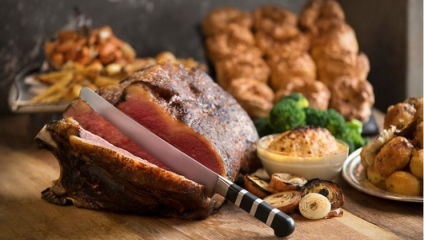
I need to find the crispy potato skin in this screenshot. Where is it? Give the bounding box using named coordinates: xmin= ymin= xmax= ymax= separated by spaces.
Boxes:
xmin=373 ymin=137 xmax=414 ymax=176
xmin=414 ymin=121 xmax=423 ymax=148
xmin=385 ymin=171 xmax=422 ymax=196
xmin=366 ymin=165 xmax=387 ymax=189
xmin=410 ymin=149 xmax=423 ymax=179
xmin=384 ymin=102 xmax=416 ymax=129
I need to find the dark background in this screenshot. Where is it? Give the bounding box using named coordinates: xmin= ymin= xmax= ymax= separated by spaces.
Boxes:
xmin=0 ymin=0 xmax=422 ymax=115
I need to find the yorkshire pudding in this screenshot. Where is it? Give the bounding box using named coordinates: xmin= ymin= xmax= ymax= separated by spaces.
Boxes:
xmin=206 ymin=24 xmax=262 ymax=63
xmin=329 ymin=76 xmax=375 ymax=121
xmin=227 ymin=78 xmax=274 ymax=119
xmin=267 ymin=53 xmax=316 ymax=90
xmin=203 ymin=7 xmax=253 ymax=37
xmin=215 ymin=53 xmax=270 ymax=90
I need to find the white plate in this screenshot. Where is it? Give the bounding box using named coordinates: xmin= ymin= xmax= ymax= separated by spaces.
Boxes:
xmin=342 ymin=148 xmax=423 ymax=203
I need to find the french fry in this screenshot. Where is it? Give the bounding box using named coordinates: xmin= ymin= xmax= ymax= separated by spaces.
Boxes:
xmin=80 ymin=80 xmax=98 ymax=91
xmin=33 ymin=47 xmax=206 ymax=103
xmin=80 ymin=62 xmax=103 ymax=79
xmin=71 ymin=84 xmax=83 ymax=99
xmin=42 ymin=90 xmax=68 ymax=102
xmin=32 ymin=72 xmax=73 ymax=103
xmin=34 ymin=71 xmax=70 ymax=84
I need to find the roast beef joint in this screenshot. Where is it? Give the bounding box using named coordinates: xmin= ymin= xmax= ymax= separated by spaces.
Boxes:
xmin=36 ymin=63 xmax=260 ymax=219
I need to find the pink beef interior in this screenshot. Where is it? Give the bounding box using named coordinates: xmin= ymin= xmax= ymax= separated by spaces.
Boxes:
xmin=79 ymin=127 xmax=156 ymax=167
xmin=117 ymin=86 xmax=224 ymax=176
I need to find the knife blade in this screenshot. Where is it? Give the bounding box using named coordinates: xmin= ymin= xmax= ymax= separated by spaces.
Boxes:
xmin=80 ymin=87 xmax=295 ymax=237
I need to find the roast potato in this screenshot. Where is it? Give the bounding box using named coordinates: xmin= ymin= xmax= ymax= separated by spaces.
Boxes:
xmin=384 ymin=102 xmax=416 ymax=129
xmin=410 ymin=149 xmax=423 ymax=179
xmin=366 ymin=165 xmax=386 ymax=189
xmin=385 ymin=171 xmax=422 ymax=196
xmin=373 ymin=137 xmax=414 ymax=176
xmin=414 ymin=121 xmax=423 ymax=148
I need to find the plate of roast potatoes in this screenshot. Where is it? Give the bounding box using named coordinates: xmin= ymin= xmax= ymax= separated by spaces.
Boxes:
xmin=343 ymin=97 xmax=423 ymax=202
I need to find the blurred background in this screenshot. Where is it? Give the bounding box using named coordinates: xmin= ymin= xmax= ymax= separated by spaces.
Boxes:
xmin=0 ymin=0 xmax=422 ymax=115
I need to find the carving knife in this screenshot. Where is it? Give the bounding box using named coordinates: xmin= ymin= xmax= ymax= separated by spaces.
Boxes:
xmin=80 ymin=87 xmax=295 ymax=237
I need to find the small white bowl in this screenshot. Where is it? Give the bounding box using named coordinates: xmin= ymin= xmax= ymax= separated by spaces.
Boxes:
xmin=257 ymin=134 xmax=349 ymax=180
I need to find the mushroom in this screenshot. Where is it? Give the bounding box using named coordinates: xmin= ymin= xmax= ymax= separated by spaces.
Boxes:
xmin=244 ymin=175 xmax=274 ymax=199
xmin=300 ymin=179 xmax=345 ymax=209
xmin=263 ymin=191 xmax=301 ymax=213
xmin=269 ymin=173 xmax=307 ymax=191
xmin=299 ymin=193 xmax=331 ymax=220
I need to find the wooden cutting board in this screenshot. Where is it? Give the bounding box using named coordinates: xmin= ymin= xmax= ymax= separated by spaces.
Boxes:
xmin=0 ymin=113 xmax=422 ymax=239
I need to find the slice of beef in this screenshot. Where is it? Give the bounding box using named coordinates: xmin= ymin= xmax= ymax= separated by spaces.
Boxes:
xmin=64 ymin=63 xmax=261 ymax=180
xmin=36 ymin=118 xmax=212 ymax=220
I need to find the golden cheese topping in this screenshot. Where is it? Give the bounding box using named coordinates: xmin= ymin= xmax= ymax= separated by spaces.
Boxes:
xmin=268 ymin=126 xmax=342 ymax=157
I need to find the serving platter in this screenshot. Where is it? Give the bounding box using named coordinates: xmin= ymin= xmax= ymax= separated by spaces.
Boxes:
xmin=8 ymin=63 xmax=71 ymax=113
xmin=342 ymin=148 xmax=423 ymax=203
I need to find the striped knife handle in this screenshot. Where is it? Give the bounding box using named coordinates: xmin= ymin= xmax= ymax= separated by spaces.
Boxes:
xmin=215 ymin=176 xmax=295 ymax=237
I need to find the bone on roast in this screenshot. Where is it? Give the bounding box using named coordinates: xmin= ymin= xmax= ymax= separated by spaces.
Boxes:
xmin=36 ymin=63 xmax=261 ymax=219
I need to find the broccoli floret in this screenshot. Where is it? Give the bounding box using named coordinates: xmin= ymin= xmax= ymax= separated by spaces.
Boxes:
xmin=269 ymin=99 xmax=306 ymax=133
xmin=346 ymin=119 xmax=363 ymax=134
xmin=344 ymin=119 xmax=367 ymax=152
xmin=326 ymin=109 xmax=346 ymax=138
xmin=254 ymin=117 xmax=274 ymax=137
xmin=278 ymin=93 xmax=309 ymax=109
xmin=304 ymin=107 xmax=328 ymax=128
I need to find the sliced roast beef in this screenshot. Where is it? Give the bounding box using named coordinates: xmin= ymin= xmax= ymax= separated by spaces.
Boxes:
xmin=64 ymin=63 xmax=261 ymax=180
xmin=36 ymin=118 xmax=212 ymax=219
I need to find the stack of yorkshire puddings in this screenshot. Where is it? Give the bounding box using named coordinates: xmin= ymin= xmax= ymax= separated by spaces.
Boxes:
xmin=203 ymin=0 xmax=375 ymax=122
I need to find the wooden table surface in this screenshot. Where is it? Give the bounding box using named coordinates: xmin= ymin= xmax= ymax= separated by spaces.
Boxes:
xmin=0 ymin=110 xmax=422 ymax=239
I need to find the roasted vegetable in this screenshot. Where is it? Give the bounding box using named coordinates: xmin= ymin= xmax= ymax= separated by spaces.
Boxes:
xmin=299 ymin=193 xmax=331 ymax=220
xmin=301 ymin=179 xmax=344 ymax=209
xmin=345 ymin=119 xmax=367 ymax=151
xmin=360 ymin=126 xmax=396 ymax=168
xmin=326 ymin=109 xmax=346 ymax=138
xmin=366 ymin=165 xmax=386 ymax=189
xmin=373 ymin=137 xmax=414 ymax=176
xmin=325 ymin=109 xmax=367 ymax=154
xmin=269 ymin=99 xmax=306 ymax=133
xmin=410 ymin=149 xmax=423 ymax=179
xmin=278 ymin=93 xmax=309 ymax=109
xmin=244 ymin=175 xmax=274 ymax=199
xmin=304 ymin=107 xmax=328 ymax=128
xmin=269 ymin=173 xmax=307 ymax=192
xmin=254 ymin=117 xmax=274 ymax=138
xmin=384 ymin=102 xmax=416 ymax=130
xmin=385 ymin=171 xmax=422 ymax=196
xmin=263 ymin=191 xmax=301 ymax=213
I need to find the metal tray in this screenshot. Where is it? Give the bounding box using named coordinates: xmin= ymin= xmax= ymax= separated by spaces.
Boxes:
xmin=8 ymin=64 xmax=72 ymax=113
